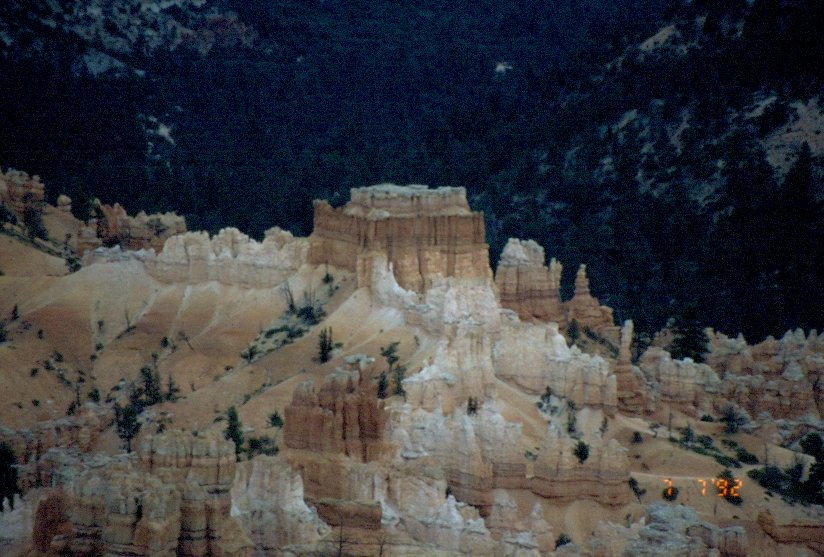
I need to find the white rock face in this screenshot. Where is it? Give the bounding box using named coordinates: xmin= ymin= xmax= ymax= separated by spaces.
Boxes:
xmin=494 ymin=320 xmax=618 ymax=412
xmin=84 ymin=226 xmax=308 ymax=288
xmin=639 ymin=347 xmax=720 ymax=410
xmin=230 ymin=457 xmax=331 ymax=553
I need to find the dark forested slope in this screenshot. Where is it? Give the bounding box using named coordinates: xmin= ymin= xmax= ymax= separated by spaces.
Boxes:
xmin=1 ymin=0 xmax=822 ymax=340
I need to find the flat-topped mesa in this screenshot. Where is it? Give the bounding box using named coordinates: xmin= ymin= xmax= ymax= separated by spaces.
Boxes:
xmin=494 ymin=238 xmax=564 ymax=323
xmin=309 ymin=184 xmax=490 ymax=292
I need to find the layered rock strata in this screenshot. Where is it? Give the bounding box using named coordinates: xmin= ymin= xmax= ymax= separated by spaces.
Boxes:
xmin=34 ymin=431 xmax=252 ymax=557
xmin=587 ymin=503 xmax=747 ymax=557
xmin=96 ymin=202 xmax=186 ymax=251
xmin=613 ymin=320 xmax=649 ymax=414
xmin=707 ymin=329 xmax=823 ymax=419
xmin=309 ymin=184 xmax=491 ymax=292
xmin=493 ymin=320 xmax=618 ymax=413
xmin=757 ymin=507 xmax=824 ymax=554
xmin=494 ymin=238 xmax=564 ymax=323
xmin=284 ymin=356 xmax=387 ymax=462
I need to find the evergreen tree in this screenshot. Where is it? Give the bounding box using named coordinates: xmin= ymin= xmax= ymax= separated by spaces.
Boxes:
xmin=0 ymin=442 xmax=20 ymax=511
xmin=318 ymin=327 xmax=333 ymax=363
xmin=140 ymin=366 xmax=163 ymax=406
xmin=669 ymin=306 xmax=709 ymax=363
xmin=165 ymin=373 xmax=180 ymax=402
xmin=573 ymin=441 xmax=590 ymax=464
xmin=224 ymin=406 xmax=244 ymax=461
xmin=114 ymin=403 xmax=141 ymax=453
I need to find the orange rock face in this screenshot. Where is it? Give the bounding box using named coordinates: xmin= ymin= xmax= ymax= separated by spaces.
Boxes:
xmin=565 ymin=264 xmax=620 ymax=343
xmin=97 ymin=202 xmax=186 ymax=251
xmin=284 ymin=356 xmax=386 ymax=462
xmin=494 ymin=238 xmax=564 ymax=323
xmin=309 ymin=184 xmax=491 ymax=292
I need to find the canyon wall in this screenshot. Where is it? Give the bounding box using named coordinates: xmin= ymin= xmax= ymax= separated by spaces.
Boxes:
xmin=0 ymin=167 xmax=45 ymax=221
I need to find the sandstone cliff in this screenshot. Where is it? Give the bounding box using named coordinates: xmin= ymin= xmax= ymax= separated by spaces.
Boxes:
xmin=309 ymin=184 xmax=491 ymax=292
xmin=494 ymin=239 xmax=564 ymax=323
xmin=0 ymin=167 xmax=45 ymax=221
xmin=96 ymin=202 xmax=186 ymax=252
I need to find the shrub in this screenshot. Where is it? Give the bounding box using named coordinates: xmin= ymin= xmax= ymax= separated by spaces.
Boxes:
xmin=555 ymin=534 xmax=571 ymax=549
xmin=23 ymin=206 xmax=48 ymax=240
xmin=800 ymin=432 xmax=823 ymax=458
xmin=268 ymin=411 xmax=284 ymax=428
xmin=467 ymin=397 xmax=479 ymax=415
xmin=697 ymin=435 xmax=715 ymax=449
xmin=0 ymin=442 xmax=21 ymax=510
xmin=114 ymin=402 xmax=141 ymax=453
xmin=628 ymin=477 xmax=646 ymax=502
xmin=30 ymin=367 xmax=38 ymax=377
xmin=247 ymin=436 xmax=279 ymax=457
xmin=88 ymin=388 xmax=100 ymax=403
xmin=735 ymin=447 xmax=758 ymax=465
xmin=632 ymin=431 xmax=644 ymax=444
xmin=720 ymin=405 xmax=747 ymax=434
xmin=224 ymin=406 xmax=244 ymax=461
xmin=700 ymin=414 xmax=715 ymax=422
xmin=573 ymin=441 xmax=590 ymax=464
xmin=681 ymin=423 xmax=695 ymax=444
xmin=31 ymin=399 xmax=40 ymax=407
xmin=717 ymin=469 xmax=743 ymax=505
xmin=662 ymin=485 xmax=679 ymax=501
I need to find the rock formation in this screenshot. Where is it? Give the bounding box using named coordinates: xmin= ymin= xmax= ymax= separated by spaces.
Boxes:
xmin=33 ymin=431 xmax=253 ymax=557
xmin=309 ymin=184 xmax=491 ymax=292
xmin=494 ymin=239 xmax=564 ymax=323
xmin=564 ymin=264 xmax=620 ymax=343
xmin=230 ymin=457 xmax=331 ymax=552
xmin=639 ymin=347 xmax=721 ymax=415
xmin=707 ymin=329 xmax=823 ymax=419
xmin=284 ymin=356 xmax=387 ymax=462
xmin=493 ymin=320 xmax=618 ymax=413
xmin=0 ymin=167 xmax=45 ymax=221
xmin=757 ymin=507 xmax=824 ymax=554
xmin=96 ymin=202 xmax=186 ymax=251
xmin=587 ymin=503 xmax=748 ymax=557
xmin=613 ymin=320 xmax=649 ymax=414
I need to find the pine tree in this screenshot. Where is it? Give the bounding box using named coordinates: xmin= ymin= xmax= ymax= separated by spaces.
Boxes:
xmin=669 ymin=306 xmax=709 ymax=363
xmin=0 ymin=442 xmax=20 ymax=511
xmin=165 ymin=373 xmax=180 ymax=402
xmin=114 ymin=403 xmax=141 ymax=453
xmin=318 ymin=327 xmax=333 ymax=363
xmin=224 ymin=406 xmax=244 ymax=461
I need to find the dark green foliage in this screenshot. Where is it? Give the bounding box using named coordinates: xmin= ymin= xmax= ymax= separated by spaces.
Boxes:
xmin=566 ymin=320 xmax=580 ymax=345
xmin=268 ymin=411 xmax=284 ymax=428
xmin=88 ymin=388 xmax=100 ymax=403
xmin=700 ymin=414 xmax=715 ymax=422
xmin=697 ymin=435 xmax=714 ymax=449
xmin=720 ymin=405 xmax=747 ymax=434
xmin=0 ymin=204 xmax=16 ymax=225
xmin=246 ymin=436 xmax=278 ymax=458
xmin=114 ymin=402 xmax=141 ymax=453
xmin=735 ymin=447 xmax=758 ymax=465
xmin=628 ymin=477 xmax=646 ymax=502
xmin=23 ymin=206 xmax=47 ymax=240
xmin=631 ymin=431 xmax=643 ymax=444
xmin=717 ymin=468 xmax=743 ymax=505
xmin=10 ymin=304 xmax=18 ymax=321
xmin=800 ymin=433 xmax=823 ymax=458
xmin=377 ymin=372 xmax=388 ymax=399
xmin=467 ymin=397 xmax=479 ymax=416
xmin=555 ymin=534 xmax=571 ymax=549
xmin=224 ymin=406 xmax=243 ymax=461
xmin=318 ymin=327 xmax=333 ymax=363
xmin=241 ymin=344 xmax=258 ymax=363
xmin=680 ymin=423 xmax=695 ymax=445
xmin=165 ymin=373 xmax=180 ymax=402
xmin=380 ymin=342 xmax=406 ymax=397
xmin=0 ymin=324 xmax=7 ymax=344
xmin=662 ymin=485 xmax=679 ymax=502
xmin=669 ymin=306 xmax=709 ymax=363
xmin=573 ymin=441 xmax=589 ymax=464
xmin=140 ymin=366 xmax=163 ymax=406
xmin=0 ymin=442 xmax=21 ymax=511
